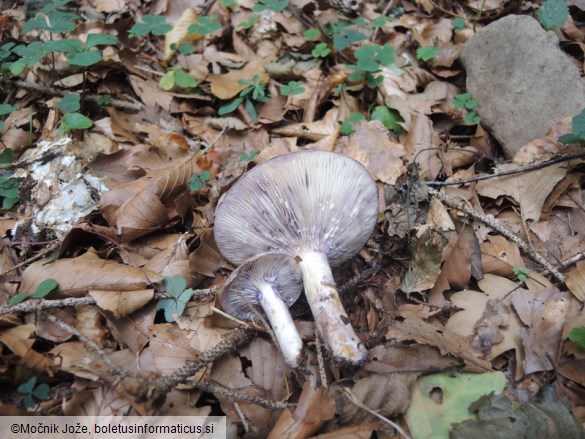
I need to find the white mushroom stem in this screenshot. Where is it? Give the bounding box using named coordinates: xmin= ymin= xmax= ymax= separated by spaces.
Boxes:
xmin=298 ymin=251 xmax=367 ymax=366
xmin=257 ymin=283 xmax=304 ymax=367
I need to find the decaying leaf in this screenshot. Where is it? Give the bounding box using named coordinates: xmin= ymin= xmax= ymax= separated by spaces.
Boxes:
xmin=0 ymin=324 xmax=51 ymax=373
xmin=89 ymin=289 xmax=154 ymax=318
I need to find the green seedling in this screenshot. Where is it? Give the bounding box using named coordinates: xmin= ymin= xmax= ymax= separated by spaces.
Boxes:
xmin=453 ymin=92 xmax=480 ymax=125
xmin=371 ymin=105 xmax=404 ymax=133
xmin=188 ymin=170 xmax=211 ymax=191
xmin=239 ymin=151 xmax=259 ymax=162
xmin=188 ymin=17 xmax=222 ymax=36
xmin=96 ymin=94 xmax=112 ymax=106
xmin=348 ymin=43 xmax=396 ymax=88
xmin=303 ymin=28 xmax=321 ymax=41
xmin=23 ymin=0 xmax=78 ymax=34
xmin=513 ymin=266 xmax=530 ymax=282
xmin=8 ymin=279 xmax=59 ymax=305
xmin=0 ymin=104 xmax=16 ymax=132
xmin=559 ymin=108 xmax=585 ymax=145
xmin=416 ymin=46 xmax=439 ymax=62
xmin=280 ymin=81 xmax=305 ymax=96
xmin=569 ymin=326 xmax=585 ymax=349
xmin=17 ymin=376 xmax=50 ymax=408
xmin=171 ymin=41 xmax=196 ymax=55
xmin=312 ymin=42 xmax=331 ymax=58
xmin=129 ymin=14 xmax=172 ymax=37
xmin=159 ymin=67 xmax=199 ymax=91
xmin=452 ymin=17 xmax=465 ymax=32
xmin=324 ymin=20 xmax=368 ymax=51
xmin=538 ymin=0 xmax=569 ymax=31
xmin=252 ymin=0 xmax=288 ymax=13
xmin=156 ymin=275 xmax=194 ymax=322
xmin=218 ymin=74 xmax=271 ymax=122
xmin=238 ymin=15 xmax=258 ymax=30
xmin=340 ymin=112 xmax=365 ymax=135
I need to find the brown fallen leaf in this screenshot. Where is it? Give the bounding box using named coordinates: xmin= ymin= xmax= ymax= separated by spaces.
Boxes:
xmin=0 ymin=324 xmax=51 ymax=373
xmin=332 ymin=373 xmax=417 ymax=424
xmin=89 ymin=289 xmax=154 ymax=319
xmin=19 ymin=251 xmax=162 ymax=297
xmin=99 ymin=155 xmax=197 ymax=242
xmin=364 ymin=344 xmax=461 ymax=374
xmin=480 ymin=234 xmax=525 ymax=278
xmin=565 ymin=260 xmax=585 ymax=302
xmin=268 ymin=382 xmax=335 ymax=439
xmin=386 ymin=316 xmax=492 ymax=371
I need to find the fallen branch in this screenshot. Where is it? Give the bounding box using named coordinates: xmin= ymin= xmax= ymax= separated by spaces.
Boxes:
xmin=0 ymin=287 xmax=218 ymax=316
xmin=426 ymin=186 xmax=566 ymax=283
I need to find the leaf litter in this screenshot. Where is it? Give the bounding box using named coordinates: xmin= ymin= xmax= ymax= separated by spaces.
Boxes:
xmin=1 ymin=0 xmax=585 ymax=437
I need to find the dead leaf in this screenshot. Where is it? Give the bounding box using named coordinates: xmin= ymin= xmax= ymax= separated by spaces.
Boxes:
xmin=89 ymin=289 xmax=154 ymax=318
xmin=0 ymin=324 xmax=51 ymax=373
xmin=19 ymin=251 xmax=162 ymax=297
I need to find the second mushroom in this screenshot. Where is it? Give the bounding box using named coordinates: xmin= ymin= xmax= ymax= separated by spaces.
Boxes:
xmin=214 ymin=151 xmax=378 ymax=366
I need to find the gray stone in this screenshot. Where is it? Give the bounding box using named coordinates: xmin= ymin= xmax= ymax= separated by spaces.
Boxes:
xmin=460 ymin=15 xmax=585 ymax=158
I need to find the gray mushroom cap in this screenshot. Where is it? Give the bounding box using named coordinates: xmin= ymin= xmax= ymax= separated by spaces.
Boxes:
xmin=220 ymin=251 xmax=303 ymax=321
xmin=214 ymin=151 xmax=378 ymax=266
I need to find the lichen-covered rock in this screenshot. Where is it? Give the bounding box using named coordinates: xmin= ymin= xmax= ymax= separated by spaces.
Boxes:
xmin=460 ymin=15 xmax=585 ymax=158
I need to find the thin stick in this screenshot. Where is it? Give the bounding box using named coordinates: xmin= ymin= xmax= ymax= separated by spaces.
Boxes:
xmin=427 ymin=187 xmax=565 ymax=283
xmin=341 ymin=387 xmax=412 ymax=439
xmin=0 ymin=287 xmax=218 ymax=316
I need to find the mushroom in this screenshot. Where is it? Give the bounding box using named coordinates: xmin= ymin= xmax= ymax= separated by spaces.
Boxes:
xmin=220 ymin=251 xmax=304 ymax=367
xmin=214 ymin=151 xmax=378 ymax=366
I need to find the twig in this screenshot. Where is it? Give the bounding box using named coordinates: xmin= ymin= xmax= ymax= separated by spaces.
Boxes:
xmin=188 ymin=380 xmax=294 ymax=410
xmin=0 ymin=287 xmax=218 ymax=316
xmin=427 ymin=187 xmax=566 ymax=283
xmin=0 ymin=242 xmax=60 ymax=276
xmin=234 ymin=402 xmax=249 ymax=433
xmin=1 ymin=79 xmax=144 ymax=112
xmin=43 ymin=313 xmax=127 ymax=377
xmin=341 ymin=387 xmax=412 ymax=439
xmin=426 ymin=152 xmax=585 ymax=187
xmin=154 ymin=327 xmax=257 ymax=395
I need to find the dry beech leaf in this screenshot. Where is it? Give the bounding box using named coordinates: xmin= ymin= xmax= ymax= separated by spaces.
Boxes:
xmin=105 ymin=303 xmax=157 ymax=354
xmin=332 ymin=373 xmax=417 ymax=425
xmin=50 ymin=341 xmax=99 ymax=380
xmin=365 ymin=344 xmax=461 ymax=373
xmin=146 ymin=324 xmax=200 ymax=374
xmin=99 ymin=155 xmax=197 ymax=242
xmin=0 ymin=324 xmax=51 ymax=373
xmin=164 ymin=8 xmax=200 ymax=60
xmin=19 ymin=251 xmax=162 ymax=297
xmin=565 ymin=260 xmax=585 ymax=302
xmin=89 ymin=289 xmax=154 ymax=318
xmin=209 ymin=57 xmax=270 ymax=100
xmin=340 ymin=120 xmax=406 ymax=185
xmin=513 ymin=288 xmax=572 ymax=374
xmin=480 ymin=234 xmax=524 ymax=277
xmin=476 ymin=162 xmax=567 ymax=222
xmin=268 ymin=381 xmax=335 ymax=439
xmin=189 ymin=229 xmax=228 ymax=277
xmin=386 ymin=317 xmax=491 ymax=371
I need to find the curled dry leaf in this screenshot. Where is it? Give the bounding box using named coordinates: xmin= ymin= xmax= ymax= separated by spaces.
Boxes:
xmin=268 ymin=381 xmax=335 ymax=439
xmin=0 ymin=324 xmax=51 ymax=373
xmin=565 ymin=260 xmax=585 ymax=302
xmin=19 ymin=251 xmax=162 ymax=297
xmin=164 ymin=8 xmax=200 ymax=60
xmin=332 ymin=373 xmax=417 ymax=425
xmin=99 ymin=155 xmax=198 ymax=242
xmin=89 ymin=289 xmax=154 ymax=319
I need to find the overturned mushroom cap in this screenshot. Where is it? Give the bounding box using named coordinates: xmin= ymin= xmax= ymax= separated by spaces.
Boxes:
xmin=214 ymin=150 xmax=378 ymax=266
xmin=220 ymin=252 xmax=303 ymax=321
xmin=220 ymin=251 xmax=304 ymax=367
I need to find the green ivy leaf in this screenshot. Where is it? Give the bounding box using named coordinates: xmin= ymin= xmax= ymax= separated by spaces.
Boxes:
xmin=56 ymin=94 xmax=81 ymax=113
xmin=31 ymin=279 xmax=58 ymax=299
xmin=538 ymin=0 xmax=569 ymax=31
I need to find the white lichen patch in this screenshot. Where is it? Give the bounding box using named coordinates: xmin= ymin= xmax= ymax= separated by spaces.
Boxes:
xmin=13 ymin=137 xmax=108 ymax=238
